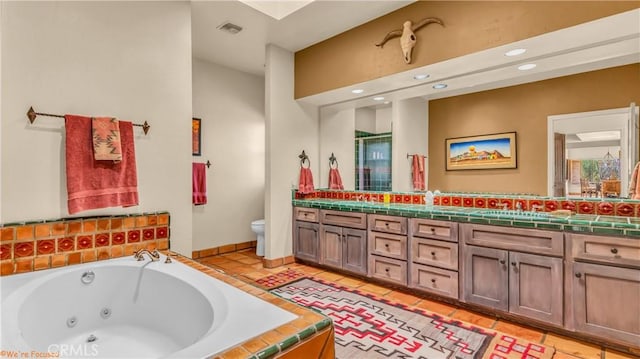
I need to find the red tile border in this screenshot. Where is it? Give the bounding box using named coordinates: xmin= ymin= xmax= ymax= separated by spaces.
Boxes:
xmin=596 ymin=202 xmax=614 ymax=216
xmin=577 ymin=201 xmax=596 ymax=215
xmin=37 ymin=239 xmax=55 ymax=255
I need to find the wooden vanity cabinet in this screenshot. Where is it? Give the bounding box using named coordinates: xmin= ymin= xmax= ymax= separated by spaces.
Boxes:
xmin=460 ymin=223 xmax=564 ymax=326
xmin=293 ymin=207 xmax=320 ymax=263
xmin=368 ymin=214 xmax=408 ymax=285
xmin=319 ymin=210 xmax=367 ymax=275
xmin=409 ymin=218 xmax=460 ymax=299
xmin=566 ymin=233 xmax=640 ymax=346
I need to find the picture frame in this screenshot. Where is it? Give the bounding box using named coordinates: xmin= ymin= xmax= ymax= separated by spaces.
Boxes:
xmin=192 ymin=118 xmax=201 ymax=156
xmin=445 ymin=132 xmax=517 ymax=171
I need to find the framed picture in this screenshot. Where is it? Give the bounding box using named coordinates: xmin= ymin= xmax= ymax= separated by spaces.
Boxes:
xmin=192 ymin=118 xmax=201 ymax=156
xmin=445 ymin=132 xmax=517 ymax=171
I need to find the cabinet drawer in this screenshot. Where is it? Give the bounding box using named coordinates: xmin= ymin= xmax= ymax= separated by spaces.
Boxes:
xmin=369 ymin=255 xmax=407 ymax=285
xmin=368 ymin=214 xmax=407 ymax=235
xmin=410 ymin=263 xmax=459 ymax=299
xmin=320 ymin=210 xmax=367 ymax=229
xmin=294 ymin=207 xmax=319 ymax=223
xmin=461 ymin=223 xmax=563 ymax=257
xmin=569 ymin=233 xmax=640 ymax=269
xmin=411 ymin=238 xmax=458 ymax=270
xmin=410 ymin=218 xmax=458 ymax=242
xmin=369 ymin=230 xmax=407 ymax=260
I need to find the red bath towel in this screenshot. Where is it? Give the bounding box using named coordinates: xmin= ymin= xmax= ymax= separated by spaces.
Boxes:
xmin=193 ymin=162 xmax=207 ymax=205
xmin=65 ymin=115 xmax=138 ymax=214
xmin=412 ymin=154 xmax=425 ymax=191
xmin=298 ymin=167 xmax=315 ymax=194
xmin=328 ymin=168 xmax=344 ymax=190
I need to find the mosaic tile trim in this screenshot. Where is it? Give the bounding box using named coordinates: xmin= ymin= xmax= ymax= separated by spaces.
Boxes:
xmin=0 ymin=212 xmax=170 ymax=276
xmin=293 ymin=189 xmax=640 ymax=218
xmin=292 ymin=198 xmax=640 ymax=237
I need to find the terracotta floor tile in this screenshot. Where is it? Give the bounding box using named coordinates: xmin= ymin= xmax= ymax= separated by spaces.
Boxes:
xmin=604 ymin=349 xmax=638 ymax=359
xmin=313 ymin=270 xmax=344 ymax=281
xmin=544 ymin=333 xmax=602 ymax=359
xmin=223 ymin=252 xmax=249 ymax=260
xmin=450 ymin=309 xmax=497 ymax=328
xmin=383 ymin=290 xmax=421 ymax=306
xmin=413 ymin=299 xmax=457 ymax=316
xmin=237 ymin=257 xmax=262 ymax=265
xmin=551 ymin=352 xmax=583 ymax=359
xmin=335 ymin=276 xmax=365 ymax=288
xmin=199 ymin=257 xmax=232 ymax=265
xmin=358 ymin=282 xmax=392 ymax=296
xmin=493 ymin=320 xmax=545 ymax=342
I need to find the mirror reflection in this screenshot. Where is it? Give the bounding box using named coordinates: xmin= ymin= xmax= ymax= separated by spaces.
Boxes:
xmin=354 ymin=105 xmax=392 ymax=191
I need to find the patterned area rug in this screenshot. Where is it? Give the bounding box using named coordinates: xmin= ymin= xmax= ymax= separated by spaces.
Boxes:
xmin=252 ymin=268 xmax=306 ymax=289
xmin=270 ymin=278 xmax=555 ymax=359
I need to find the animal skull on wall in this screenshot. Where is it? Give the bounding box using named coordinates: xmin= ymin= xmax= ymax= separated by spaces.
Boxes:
xmin=376 ymin=17 xmax=444 ymax=64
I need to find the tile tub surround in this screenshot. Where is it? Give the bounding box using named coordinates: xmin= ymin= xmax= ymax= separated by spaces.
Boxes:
xmin=174 ymin=255 xmax=334 ymax=359
xmin=292 ymin=195 xmax=640 ymax=237
xmin=0 ymin=212 xmax=170 ymax=276
xmin=294 ymin=189 xmax=640 ymax=218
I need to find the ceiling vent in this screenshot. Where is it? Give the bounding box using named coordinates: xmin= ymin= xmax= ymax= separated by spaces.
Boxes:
xmin=217 ymin=22 xmax=243 ymax=35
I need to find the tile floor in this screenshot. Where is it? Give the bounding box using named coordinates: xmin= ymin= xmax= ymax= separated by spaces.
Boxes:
xmin=197 ymin=250 xmax=638 ymax=359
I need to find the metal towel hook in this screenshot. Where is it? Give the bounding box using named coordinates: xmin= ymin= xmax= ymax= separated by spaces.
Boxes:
xmin=299 ymin=150 xmax=310 ymax=168
xmin=329 ymin=153 xmax=339 ymax=169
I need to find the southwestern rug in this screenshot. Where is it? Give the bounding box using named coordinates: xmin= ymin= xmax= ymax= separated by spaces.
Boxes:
xmin=270 ymin=277 xmax=555 ymax=359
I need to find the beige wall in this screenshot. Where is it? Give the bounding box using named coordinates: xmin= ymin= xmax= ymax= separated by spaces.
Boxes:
xmin=192 ymin=58 xmax=265 ymax=251
xmin=294 ymin=1 xmax=639 ymax=98
xmin=1 ymin=2 xmax=194 ymax=256
xmin=428 ymin=64 xmax=640 ymax=195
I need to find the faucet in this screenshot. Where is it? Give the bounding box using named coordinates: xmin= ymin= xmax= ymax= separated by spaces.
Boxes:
xmin=134 ymin=249 xmax=160 ymax=262
xmin=531 ymin=204 xmax=544 ymax=213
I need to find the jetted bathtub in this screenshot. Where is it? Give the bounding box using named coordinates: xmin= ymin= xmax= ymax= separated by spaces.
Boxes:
xmin=0 ymin=254 xmax=297 ymax=358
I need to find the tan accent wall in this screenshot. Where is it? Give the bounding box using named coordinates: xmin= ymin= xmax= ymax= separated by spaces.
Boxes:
xmin=294 ymin=1 xmax=639 ymax=99
xmin=428 ymin=64 xmax=640 ymax=195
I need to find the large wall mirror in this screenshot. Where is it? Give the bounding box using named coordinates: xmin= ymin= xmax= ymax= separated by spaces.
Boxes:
xmin=548 ymin=104 xmax=639 ymax=198
xmin=355 ymin=105 xmax=392 ymax=191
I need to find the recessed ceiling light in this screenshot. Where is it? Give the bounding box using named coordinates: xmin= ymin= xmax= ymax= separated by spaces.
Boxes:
xmin=373 ymin=96 xmax=385 ymax=101
xmin=432 ymin=84 xmax=447 ymax=89
xmin=414 ymin=74 xmax=429 ymax=80
xmin=505 ymin=48 xmax=526 ymax=57
xmin=383 ymin=101 xmax=390 ymax=105
xmin=517 ymin=63 xmax=537 ymax=71
xmin=351 ymin=89 xmax=364 ymax=94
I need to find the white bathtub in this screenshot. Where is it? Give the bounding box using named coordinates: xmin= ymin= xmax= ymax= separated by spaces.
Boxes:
xmin=0 ymin=254 xmax=297 ymax=358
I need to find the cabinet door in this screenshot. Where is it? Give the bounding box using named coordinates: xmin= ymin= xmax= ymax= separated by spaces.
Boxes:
xmin=462 ymin=245 xmax=508 ymax=311
xmin=293 ymin=221 xmax=319 ymax=263
xmin=572 ymin=262 xmax=640 ymax=345
xmin=342 ymin=228 xmax=367 ymax=275
xmin=509 ymin=252 xmax=563 ymax=325
xmin=320 ymin=225 xmax=343 ymax=269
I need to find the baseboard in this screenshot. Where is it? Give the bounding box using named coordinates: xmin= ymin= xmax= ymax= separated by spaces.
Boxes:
xmin=262 ymin=255 xmax=295 ymax=268
xmin=192 ymin=240 xmax=257 ymax=259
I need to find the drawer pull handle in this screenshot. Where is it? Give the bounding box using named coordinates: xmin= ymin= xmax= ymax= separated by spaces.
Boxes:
xmin=611 ymin=248 xmax=618 ymax=254
xmin=431 ymin=251 xmax=436 ymax=257
xmin=385 ymin=268 xmax=390 ymax=273
xmin=499 ymin=259 xmax=506 ymax=265
xmin=575 ymin=272 xmax=582 ymax=278
xmin=303 ymin=213 xmax=308 ymax=216
xmin=430 ymin=278 xmax=436 ymax=283
xmin=430 ymin=228 xmax=436 ymax=233
xmin=384 ymin=223 xmax=389 ymax=227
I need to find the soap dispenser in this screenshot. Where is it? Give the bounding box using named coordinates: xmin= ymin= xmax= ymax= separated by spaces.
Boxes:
xmin=424 ymin=191 xmax=434 ymax=206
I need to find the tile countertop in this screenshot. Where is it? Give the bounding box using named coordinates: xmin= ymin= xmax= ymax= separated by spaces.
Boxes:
xmin=292 ymin=199 xmax=640 ymax=238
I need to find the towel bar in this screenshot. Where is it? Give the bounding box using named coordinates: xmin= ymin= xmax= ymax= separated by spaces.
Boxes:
xmin=27 ymin=106 xmax=151 ymax=135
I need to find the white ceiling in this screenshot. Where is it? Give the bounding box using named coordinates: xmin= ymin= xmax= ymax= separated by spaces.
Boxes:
xmin=192 ymin=2 xmax=640 ymax=109
xmin=191 ymin=0 xmax=414 ymax=76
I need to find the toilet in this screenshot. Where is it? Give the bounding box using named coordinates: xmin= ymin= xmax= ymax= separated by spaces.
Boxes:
xmin=250 ymin=219 xmax=265 ymax=256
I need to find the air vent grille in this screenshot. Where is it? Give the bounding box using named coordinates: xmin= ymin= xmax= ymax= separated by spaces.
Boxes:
xmin=217 ymin=22 xmax=243 ymax=34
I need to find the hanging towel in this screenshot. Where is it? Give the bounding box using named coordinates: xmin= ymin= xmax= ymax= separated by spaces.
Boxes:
xmin=329 ymin=168 xmax=344 ymax=190
xmin=92 ymin=117 xmax=122 ymax=162
xmin=193 ymin=162 xmax=207 ymax=205
xmin=298 ymin=167 xmax=315 ymax=194
xmin=65 ymin=115 xmax=138 ymax=214
xmin=412 ymin=155 xmax=426 ymax=191
xmin=630 ymin=162 xmax=640 ymax=199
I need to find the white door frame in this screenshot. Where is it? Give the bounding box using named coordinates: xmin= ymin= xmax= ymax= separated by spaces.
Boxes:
xmin=547 ymin=106 xmax=638 ymax=197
